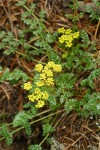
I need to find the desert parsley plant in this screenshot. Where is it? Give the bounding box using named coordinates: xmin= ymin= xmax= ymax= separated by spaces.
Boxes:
xmin=0 ymin=25 xmax=100 ymax=148
xmin=0 ymin=0 xmax=100 ymax=147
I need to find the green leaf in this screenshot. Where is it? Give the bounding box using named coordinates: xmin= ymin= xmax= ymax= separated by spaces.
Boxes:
xmin=0 ymin=68 xmax=29 ymax=83
xmin=81 ymin=30 xmax=90 ymax=47
xmin=13 ymin=111 xmax=32 ymax=136
xmin=45 ymin=34 xmax=55 ymax=43
xmin=48 ymin=51 xmax=61 ymax=63
xmin=1 ymin=124 xmax=12 ymax=145
xmin=28 ymin=144 xmax=42 ymax=150
xmin=16 ymin=0 xmax=27 ymax=6
xmin=0 ymin=66 xmax=2 ymax=72
xmin=81 ymin=68 xmax=100 ymax=89
xmin=24 ymin=121 xmax=32 ymax=136
xmin=64 ymin=99 xmax=77 ymax=113
xmin=48 ymin=95 xmax=58 ymax=110
xmin=13 ymin=111 xmax=32 ymax=127
xmin=43 ymin=123 xmax=55 ymax=136
xmin=39 ymin=9 xmax=46 ymax=20
xmin=82 ymin=92 xmax=100 ymax=115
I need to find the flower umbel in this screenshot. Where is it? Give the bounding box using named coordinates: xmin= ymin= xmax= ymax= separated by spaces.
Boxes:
xmin=23 ymin=61 xmax=62 ymax=109
xmin=28 ymin=88 xmax=49 ymax=106
xmin=58 ymin=27 xmax=65 ymax=33
xmin=36 ymin=62 xmax=62 ymax=87
xmin=58 ymin=28 xmax=79 ymax=48
xmin=53 ymin=64 xmax=62 ymax=72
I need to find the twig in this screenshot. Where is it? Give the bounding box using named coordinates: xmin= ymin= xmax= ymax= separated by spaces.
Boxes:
xmin=64 ymin=135 xmax=83 ymax=150
xmin=0 ymin=0 xmax=14 ymax=32
xmin=94 ymin=20 xmax=100 ymax=38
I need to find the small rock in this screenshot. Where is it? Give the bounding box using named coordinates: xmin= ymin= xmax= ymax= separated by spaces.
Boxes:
xmin=50 ymin=137 xmax=65 ymax=150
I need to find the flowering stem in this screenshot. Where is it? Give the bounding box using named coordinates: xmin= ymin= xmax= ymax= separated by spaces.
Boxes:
xmin=39 ymin=111 xmax=66 ymax=146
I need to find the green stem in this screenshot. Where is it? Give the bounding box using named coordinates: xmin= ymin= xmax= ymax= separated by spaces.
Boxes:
xmin=30 ymin=109 xmax=65 ymax=126
xmin=0 ymin=109 xmax=51 ymax=128
xmin=39 ymin=111 xmax=66 ymax=146
xmin=39 ymin=134 xmax=49 ymax=146
xmin=73 ymin=0 xmax=78 ymax=27
xmin=0 ymin=109 xmax=65 ymax=141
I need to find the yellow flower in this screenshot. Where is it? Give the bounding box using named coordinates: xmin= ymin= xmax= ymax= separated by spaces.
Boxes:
xmin=35 ymin=64 xmax=43 ymax=72
xmin=65 ymin=44 xmax=72 ymax=47
xmin=46 ymin=78 xmax=54 ymax=86
xmin=34 ymin=88 xmax=41 ymax=94
xmin=58 ymin=35 xmax=67 ymax=44
xmin=35 ymin=100 xmax=45 ymax=108
xmin=42 ymin=67 xmax=53 ymax=76
xmin=58 ymin=27 xmax=65 ymax=33
xmin=46 ymin=61 xmax=55 ymax=68
xmin=35 ymin=93 xmax=42 ymax=100
xmin=42 ymin=66 xmax=49 ymax=73
xmin=36 ymin=80 xmax=44 ymax=87
xmin=46 ymin=69 xmax=53 ymax=77
xmin=67 ymin=35 xmax=73 ymax=42
xmin=65 ymin=41 xmax=72 ymax=48
xmin=40 ymin=73 xmax=46 ymax=80
xmin=28 ymin=94 xmax=35 ymax=102
xmin=23 ymin=82 xmax=32 ymax=91
xmin=42 ymin=91 xmax=49 ymax=100
xmin=65 ymin=29 xmax=72 ymax=35
xmin=53 ymin=64 xmax=62 ymax=72
xmin=72 ymin=32 xmax=79 ymax=39
xmin=58 ymin=27 xmax=79 ymax=48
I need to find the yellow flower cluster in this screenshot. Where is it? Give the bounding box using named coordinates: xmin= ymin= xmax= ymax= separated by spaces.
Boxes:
xmin=58 ymin=27 xmax=65 ymax=33
xmin=23 ymin=82 xmax=49 ymax=108
xmin=23 ymin=62 xmax=62 ymax=109
xmin=35 ymin=61 xmax=62 ymax=87
xmin=58 ymin=27 xmax=79 ymax=48
xmin=28 ymin=88 xmax=49 ymax=108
